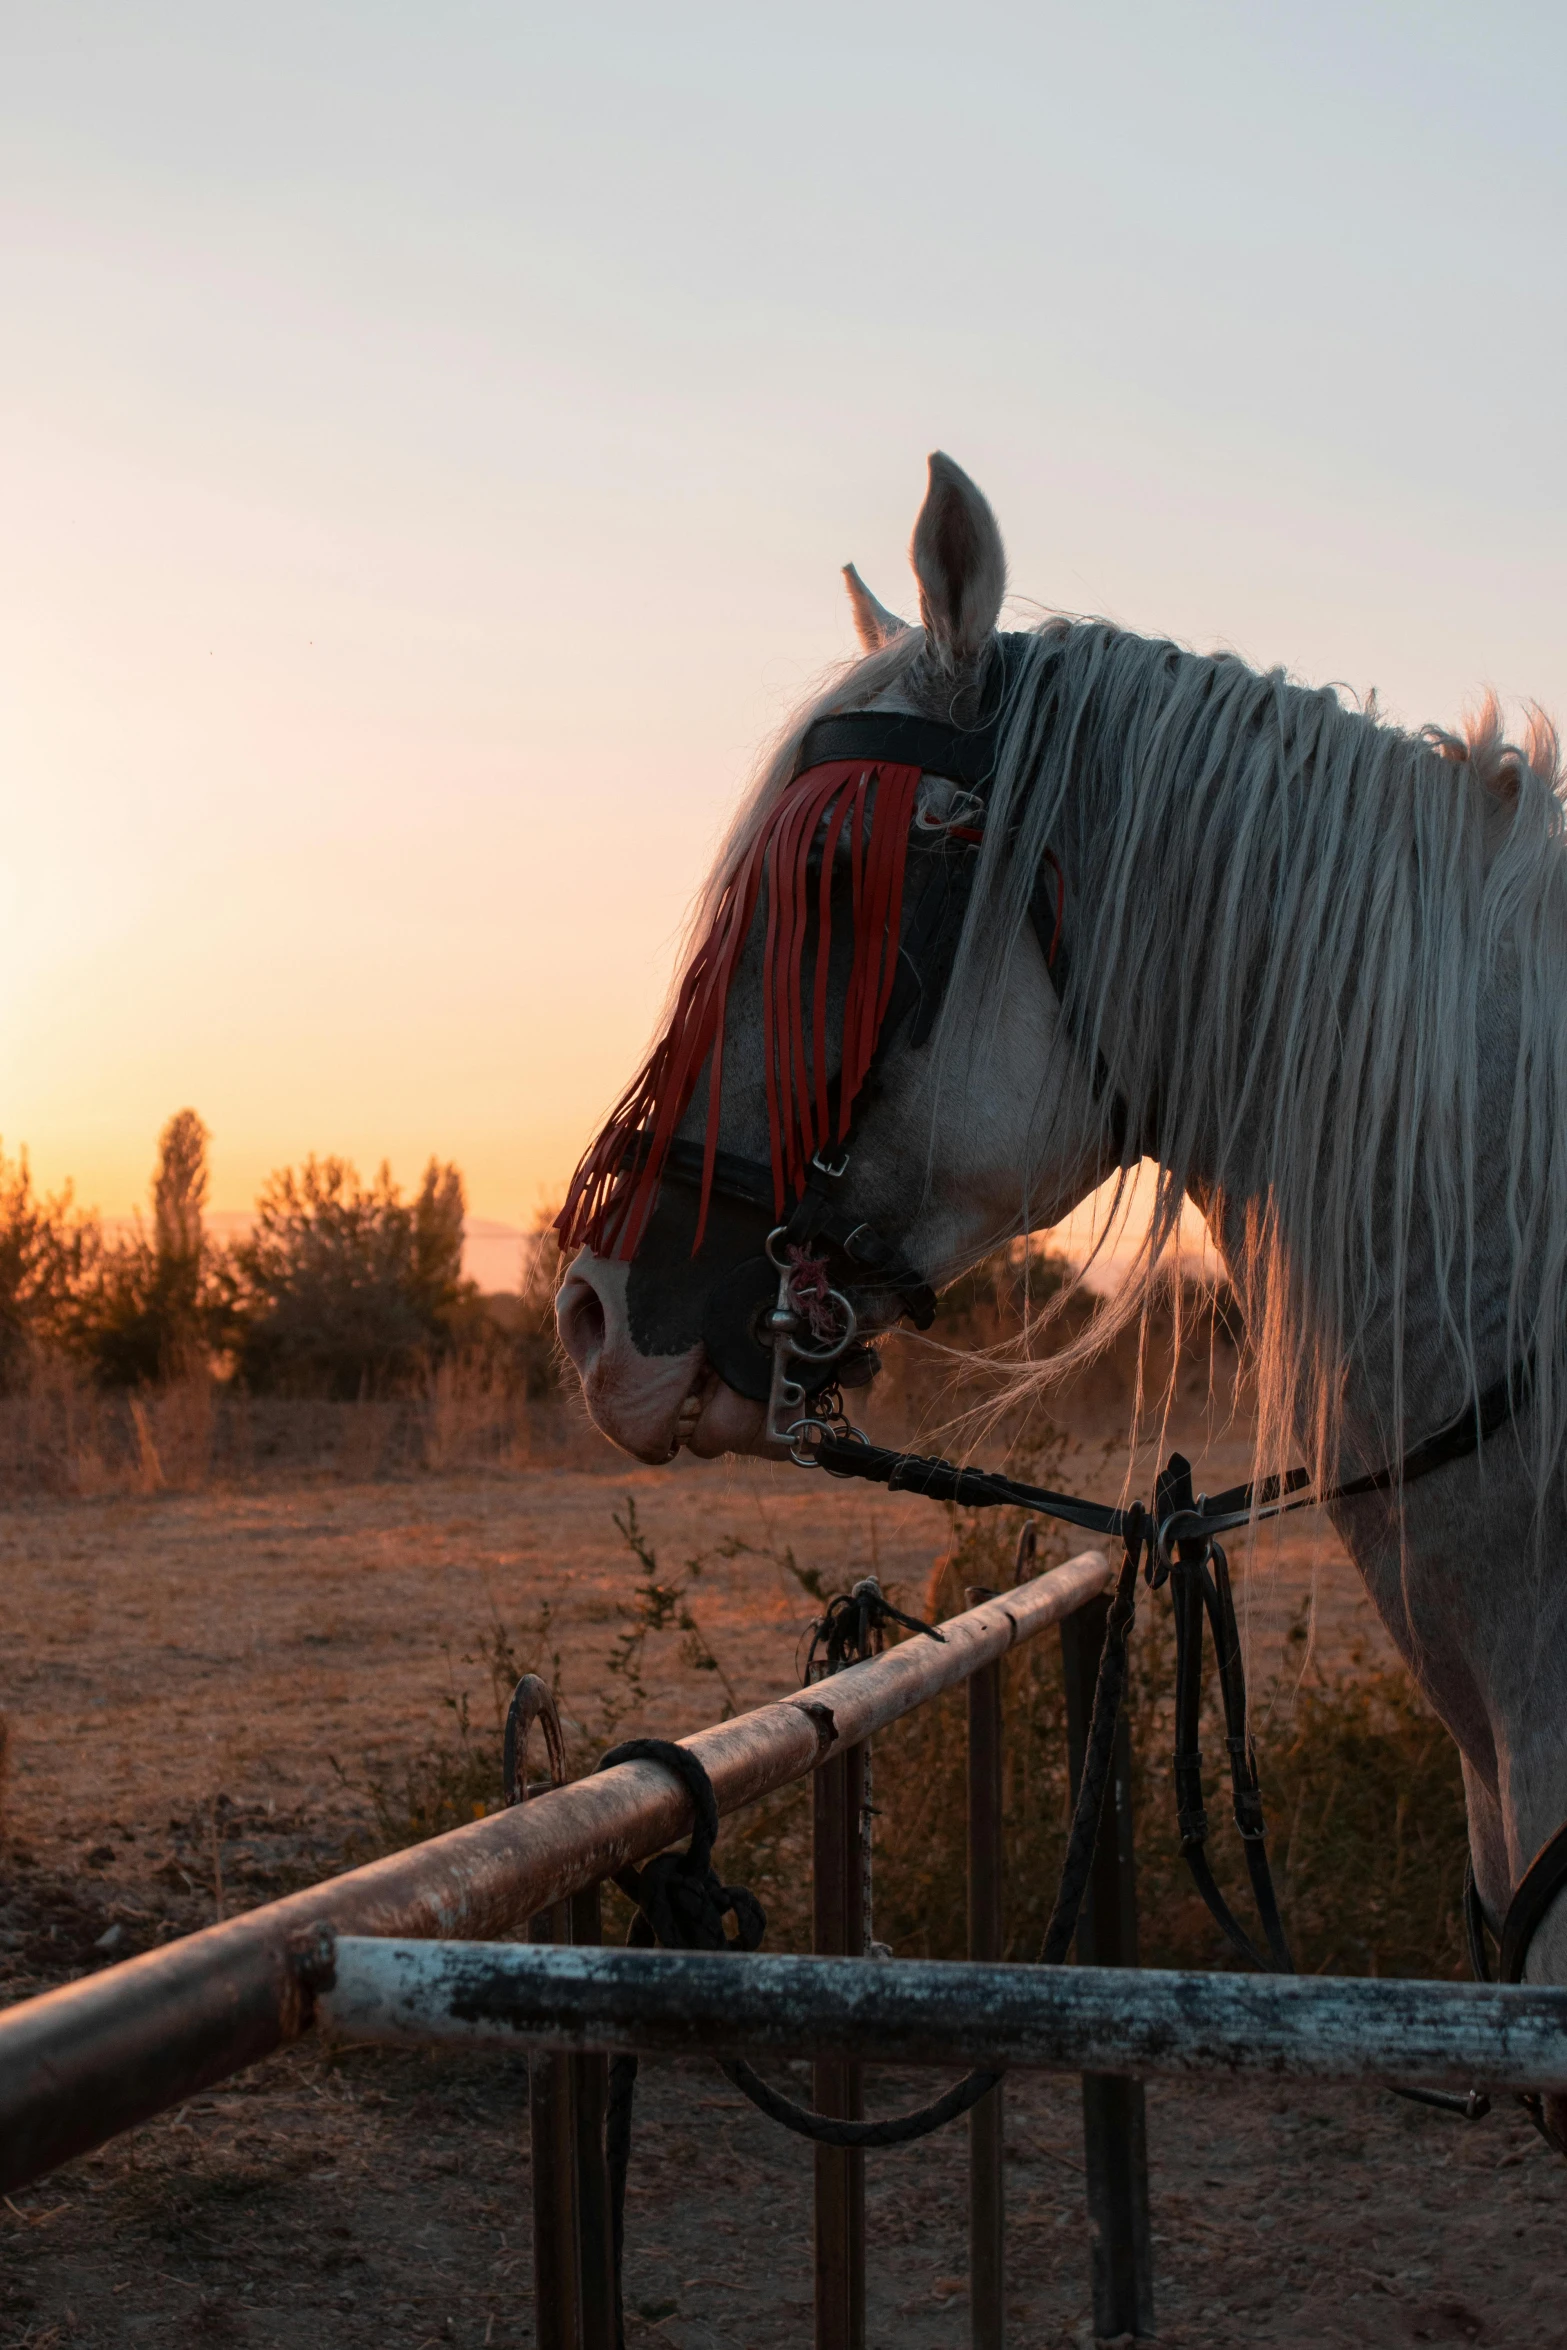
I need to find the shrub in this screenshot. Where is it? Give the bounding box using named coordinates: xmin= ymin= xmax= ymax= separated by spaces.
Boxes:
xmin=223 ymin=1154 xmax=474 ymax=1396
xmin=0 ymin=1145 xmax=95 ymax=1391
xmin=446 ymin=1205 xmax=565 ymax=1400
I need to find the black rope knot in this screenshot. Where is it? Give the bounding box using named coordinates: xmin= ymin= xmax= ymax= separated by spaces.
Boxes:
xmin=597 ymin=1736 xmax=766 ymax=1956
xmin=592 ymin=1738 xmax=767 ymax=2350
xmin=617 ymin=1846 xmax=766 ymax=1955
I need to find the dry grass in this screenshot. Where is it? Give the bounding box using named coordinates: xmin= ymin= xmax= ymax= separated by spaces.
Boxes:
xmin=351 ymin=1473 xmax=1469 ymax=1983
xmin=0 ymin=1349 xmax=606 ymax=1496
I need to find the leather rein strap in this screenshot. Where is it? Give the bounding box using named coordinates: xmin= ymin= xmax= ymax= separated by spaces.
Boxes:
xmin=809 ymin=1354 xmax=1531 ymax=1554
xmin=1465 ymin=1827 xmax=1567 ymax=2144
xmin=806 ymin=1359 xmax=1541 ymax=2037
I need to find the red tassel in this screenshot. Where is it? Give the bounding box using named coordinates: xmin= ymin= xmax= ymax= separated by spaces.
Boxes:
xmin=556 ymin=759 xmax=924 ymax=1260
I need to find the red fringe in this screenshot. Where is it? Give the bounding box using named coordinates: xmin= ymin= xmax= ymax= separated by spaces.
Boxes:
xmin=556 ymin=760 xmax=924 ymax=1260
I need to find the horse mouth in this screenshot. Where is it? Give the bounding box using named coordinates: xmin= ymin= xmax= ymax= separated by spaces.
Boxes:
xmin=666 ymin=1360 xmax=768 ymax=1460
xmin=673 ymin=1368 xmax=717 ymax=1451
xmin=669 ymin=1324 xmax=886 ymax=1461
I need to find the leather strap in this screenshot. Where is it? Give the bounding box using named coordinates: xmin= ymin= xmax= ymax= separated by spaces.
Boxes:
xmin=1500 ymin=1824 xmax=1567 ymax=1985
xmin=797 ymin=710 xmax=1002 ymax=791
xmin=814 ymin=1353 xmax=1531 ymax=1552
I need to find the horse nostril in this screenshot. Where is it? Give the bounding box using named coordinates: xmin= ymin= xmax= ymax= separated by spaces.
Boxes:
xmin=557 ymin=1274 xmax=607 ymax=1371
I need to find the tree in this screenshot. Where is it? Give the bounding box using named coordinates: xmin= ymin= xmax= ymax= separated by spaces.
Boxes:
xmin=225 ymin=1155 xmax=474 ymax=1396
xmin=154 ymin=1109 xmax=208 ymax=1274
xmin=409 ymin=1160 xmax=468 ymax=1332
xmin=74 ymin=1110 xmax=214 ymax=1386
xmin=0 ymin=1145 xmax=92 ymax=1390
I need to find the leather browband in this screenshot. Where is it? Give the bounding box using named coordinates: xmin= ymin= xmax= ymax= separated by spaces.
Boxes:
xmin=797 ymin=711 xmax=1002 ymax=791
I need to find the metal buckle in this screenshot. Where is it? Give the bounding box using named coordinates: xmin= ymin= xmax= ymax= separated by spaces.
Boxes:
xmin=761 ymin=1228 xmax=861 ymax=1451
xmin=809 ymin=1144 xmax=851 ymax=1182
xmin=1155 ymin=1501 xmax=1210 ymax=1573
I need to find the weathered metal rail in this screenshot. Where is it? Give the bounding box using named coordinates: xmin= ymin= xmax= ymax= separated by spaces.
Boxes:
xmin=316 ymin=1938 xmax=1567 ymax=2092
xmin=0 ymin=1547 xmax=1113 ymax=2197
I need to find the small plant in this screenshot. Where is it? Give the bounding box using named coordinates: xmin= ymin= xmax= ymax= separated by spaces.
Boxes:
xmin=599 ymin=1496 xmax=740 ymax=1738
xmin=338 ymin=1601 xmax=564 ymax=1853
xmin=713 ymin=1527 xmax=828 ymax=1606
xmin=330 ymin=1458 xmax=1470 ymax=1983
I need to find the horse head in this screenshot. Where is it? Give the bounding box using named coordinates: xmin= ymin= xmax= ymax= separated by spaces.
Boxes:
xmin=555 ymin=454 xmax=1115 ymax=1463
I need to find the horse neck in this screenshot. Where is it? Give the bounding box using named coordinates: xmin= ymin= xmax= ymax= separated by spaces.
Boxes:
xmin=1196 ymin=943 xmax=1527 ymax=1478
xmin=1041 ymin=660 xmax=1528 ymax=1481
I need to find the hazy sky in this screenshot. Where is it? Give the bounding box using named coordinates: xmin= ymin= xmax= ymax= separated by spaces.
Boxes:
xmin=5 ymin=3 xmax=1564 ymax=1232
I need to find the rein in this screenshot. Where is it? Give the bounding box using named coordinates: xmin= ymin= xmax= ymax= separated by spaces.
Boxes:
xmin=778 ymin=1325 xmax=1550 ymax=2123
xmin=793 ymin=1354 xmax=1534 ymax=1557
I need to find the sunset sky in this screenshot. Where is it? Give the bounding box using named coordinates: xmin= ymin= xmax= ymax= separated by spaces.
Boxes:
xmin=5 ymin=6 xmax=1565 ymax=1262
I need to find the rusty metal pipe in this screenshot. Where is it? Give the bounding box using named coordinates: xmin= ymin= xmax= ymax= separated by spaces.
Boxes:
xmin=813 ymin=1741 xmax=866 ymax=2350
xmin=0 ymin=1551 xmax=1113 ymax=2194
xmin=965 ymin=1589 xmax=1005 ymax=2350
xmin=1061 ymin=1594 xmax=1155 ymax=2341
xmin=318 ymin=1940 xmax=1567 ymax=2093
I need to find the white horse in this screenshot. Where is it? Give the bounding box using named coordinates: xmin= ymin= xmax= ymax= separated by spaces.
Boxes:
xmin=557 ymin=455 xmax=1567 ymax=2085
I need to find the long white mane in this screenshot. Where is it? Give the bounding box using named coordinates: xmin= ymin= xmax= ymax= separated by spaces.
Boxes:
xmin=951 ymin=621 xmax=1566 ymax=1515
xmin=678 ymin=615 xmax=1566 ymax=1517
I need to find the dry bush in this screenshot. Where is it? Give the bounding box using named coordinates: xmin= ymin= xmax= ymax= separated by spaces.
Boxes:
xmin=0 ymin=1347 xmax=115 ymax=1495
xmin=222 ymin=1155 xmax=471 ymax=1397
xmin=0 ymin=1354 xmax=222 ymax=1496
xmin=0 ymin=1345 xmax=615 ymax=1496
xmin=0 ymin=1146 xmax=96 ymax=1390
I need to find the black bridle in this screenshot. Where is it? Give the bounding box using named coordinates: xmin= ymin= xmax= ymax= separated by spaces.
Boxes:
xmin=649 ymin=685 xmax=1122 ymax=1410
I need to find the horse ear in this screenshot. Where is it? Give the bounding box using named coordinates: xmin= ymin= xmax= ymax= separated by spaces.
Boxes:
xmin=909 ymin=452 xmax=1006 ymax=668
xmin=842 ymin=563 xmax=910 ymax=654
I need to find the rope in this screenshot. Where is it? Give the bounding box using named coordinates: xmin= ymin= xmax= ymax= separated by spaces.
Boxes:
xmin=719 ymin=2053 xmax=999 ymax=2147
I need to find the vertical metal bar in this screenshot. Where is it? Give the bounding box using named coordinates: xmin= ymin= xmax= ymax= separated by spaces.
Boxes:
xmin=1061 ymin=1597 xmax=1155 ymax=2341
xmin=569 ymin=1881 xmax=615 ymax=2350
xmin=966 ymin=1587 xmax=1005 ymax=2350
xmin=813 ymin=1743 xmax=866 ymax=2350
xmin=529 ymin=1895 xmax=582 ymax=2350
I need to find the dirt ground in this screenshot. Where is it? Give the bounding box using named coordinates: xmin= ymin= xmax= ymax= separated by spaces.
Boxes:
xmin=2 ymin=1420 xmax=1561 ymax=2349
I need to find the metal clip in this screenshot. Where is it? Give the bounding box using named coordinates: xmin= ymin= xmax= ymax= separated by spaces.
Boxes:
xmin=761 ymin=1228 xmax=859 ymax=1451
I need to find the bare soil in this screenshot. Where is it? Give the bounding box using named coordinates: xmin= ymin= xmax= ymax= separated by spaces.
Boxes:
xmin=2 ymin=1415 xmax=1560 ymax=2349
